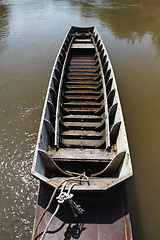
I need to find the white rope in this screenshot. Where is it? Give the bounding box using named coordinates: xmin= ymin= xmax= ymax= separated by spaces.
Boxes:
xmin=39 ymin=182 xmax=77 ymax=240
xmin=39 ymin=203 xmax=60 ymax=240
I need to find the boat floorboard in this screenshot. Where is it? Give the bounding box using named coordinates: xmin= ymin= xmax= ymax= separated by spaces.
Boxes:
xmin=33 ymin=183 xmax=132 ymax=240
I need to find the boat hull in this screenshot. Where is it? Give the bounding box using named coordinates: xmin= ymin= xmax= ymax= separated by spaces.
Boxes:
xmin=32 ymin=26 xmax=133 ymax=191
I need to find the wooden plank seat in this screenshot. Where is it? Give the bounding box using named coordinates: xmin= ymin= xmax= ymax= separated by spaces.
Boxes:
xmin=48 ymin=148 xmax=114 ymax=162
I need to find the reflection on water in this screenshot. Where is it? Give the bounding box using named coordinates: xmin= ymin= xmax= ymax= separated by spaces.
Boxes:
xmin=67 ymin=0 xmax=160 ymax=47
xmin=0 ymin=0 xmax=160 ymax=239
xmin=0 ymin=4 xmax=10 ymax=51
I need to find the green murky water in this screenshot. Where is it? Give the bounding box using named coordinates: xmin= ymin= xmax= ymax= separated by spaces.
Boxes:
xmin=0 ymin=0 xmax=160 ymax=239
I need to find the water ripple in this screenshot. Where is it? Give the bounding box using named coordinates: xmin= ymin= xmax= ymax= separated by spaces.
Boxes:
xmin=0 ymin=103 xmax=39 ymax=239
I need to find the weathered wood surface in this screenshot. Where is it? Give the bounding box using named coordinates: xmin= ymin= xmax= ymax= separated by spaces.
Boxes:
xmin=48 ymin=148 xmax=114 ymax=162
xmin=33 ymin=182 xmax=132 ymax=240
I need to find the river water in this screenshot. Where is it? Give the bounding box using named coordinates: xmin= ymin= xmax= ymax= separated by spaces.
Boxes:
xmin=0 ymin=0 xmax=160 ymax=239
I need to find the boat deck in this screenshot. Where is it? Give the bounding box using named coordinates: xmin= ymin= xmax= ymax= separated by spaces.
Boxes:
xmin=33 ymin=183 xmax=132 ymax=240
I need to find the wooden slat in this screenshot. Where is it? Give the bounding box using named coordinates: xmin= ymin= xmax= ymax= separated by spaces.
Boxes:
xmin=69 ymin=66 xmax=97 ymax=70
xmin=61 ymin=139 xmax=103 ymax=148
xmin=69 ymin=68 xmax=97 ymax=72
xmin=62 ymin=115 xmax=103 ymax=121
xmin=48 ymin=148 xmax=114 ymax=162
xmin=63 ymin=102 xmax=101 ymax=108
xmin=65 ymin=91 xmax=101 ymax=95
xmin=62 ymin=109 xmax=97 ymax=115
xmin=71 ymin=43 xmax=94 ymax=48
xmin=74 ymin=39 xmax=92 ymax=42
xmin=68 ymin=72 xmax=99 ymax=77
xmin=62 ymin=130 xmax=103 ymax=138
xmin=63 ymin=121 xmax=100 ymax=128
xmin=66 ymin=80 xmax=100 ymax=85
xmin=62 ymin=96 xmax=100 ymax=102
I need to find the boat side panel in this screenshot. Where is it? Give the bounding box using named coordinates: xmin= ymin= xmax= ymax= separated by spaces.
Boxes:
xmin=93 ymin=28 xmax=133 ymax=178
xmin=32 ymin=27 xmax=72 ymax=175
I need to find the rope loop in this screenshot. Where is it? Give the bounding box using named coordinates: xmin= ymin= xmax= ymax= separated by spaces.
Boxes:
xmin=56 ymin=182 xmax=76 ymax=204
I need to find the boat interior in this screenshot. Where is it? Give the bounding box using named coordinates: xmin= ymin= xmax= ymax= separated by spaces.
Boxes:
xmin=32 ymin=27 xmax=132 ymax=190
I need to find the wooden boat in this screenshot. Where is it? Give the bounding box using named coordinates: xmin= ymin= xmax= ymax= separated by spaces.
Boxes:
xmin=32 ymin=26 xmax=133 ymax=191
